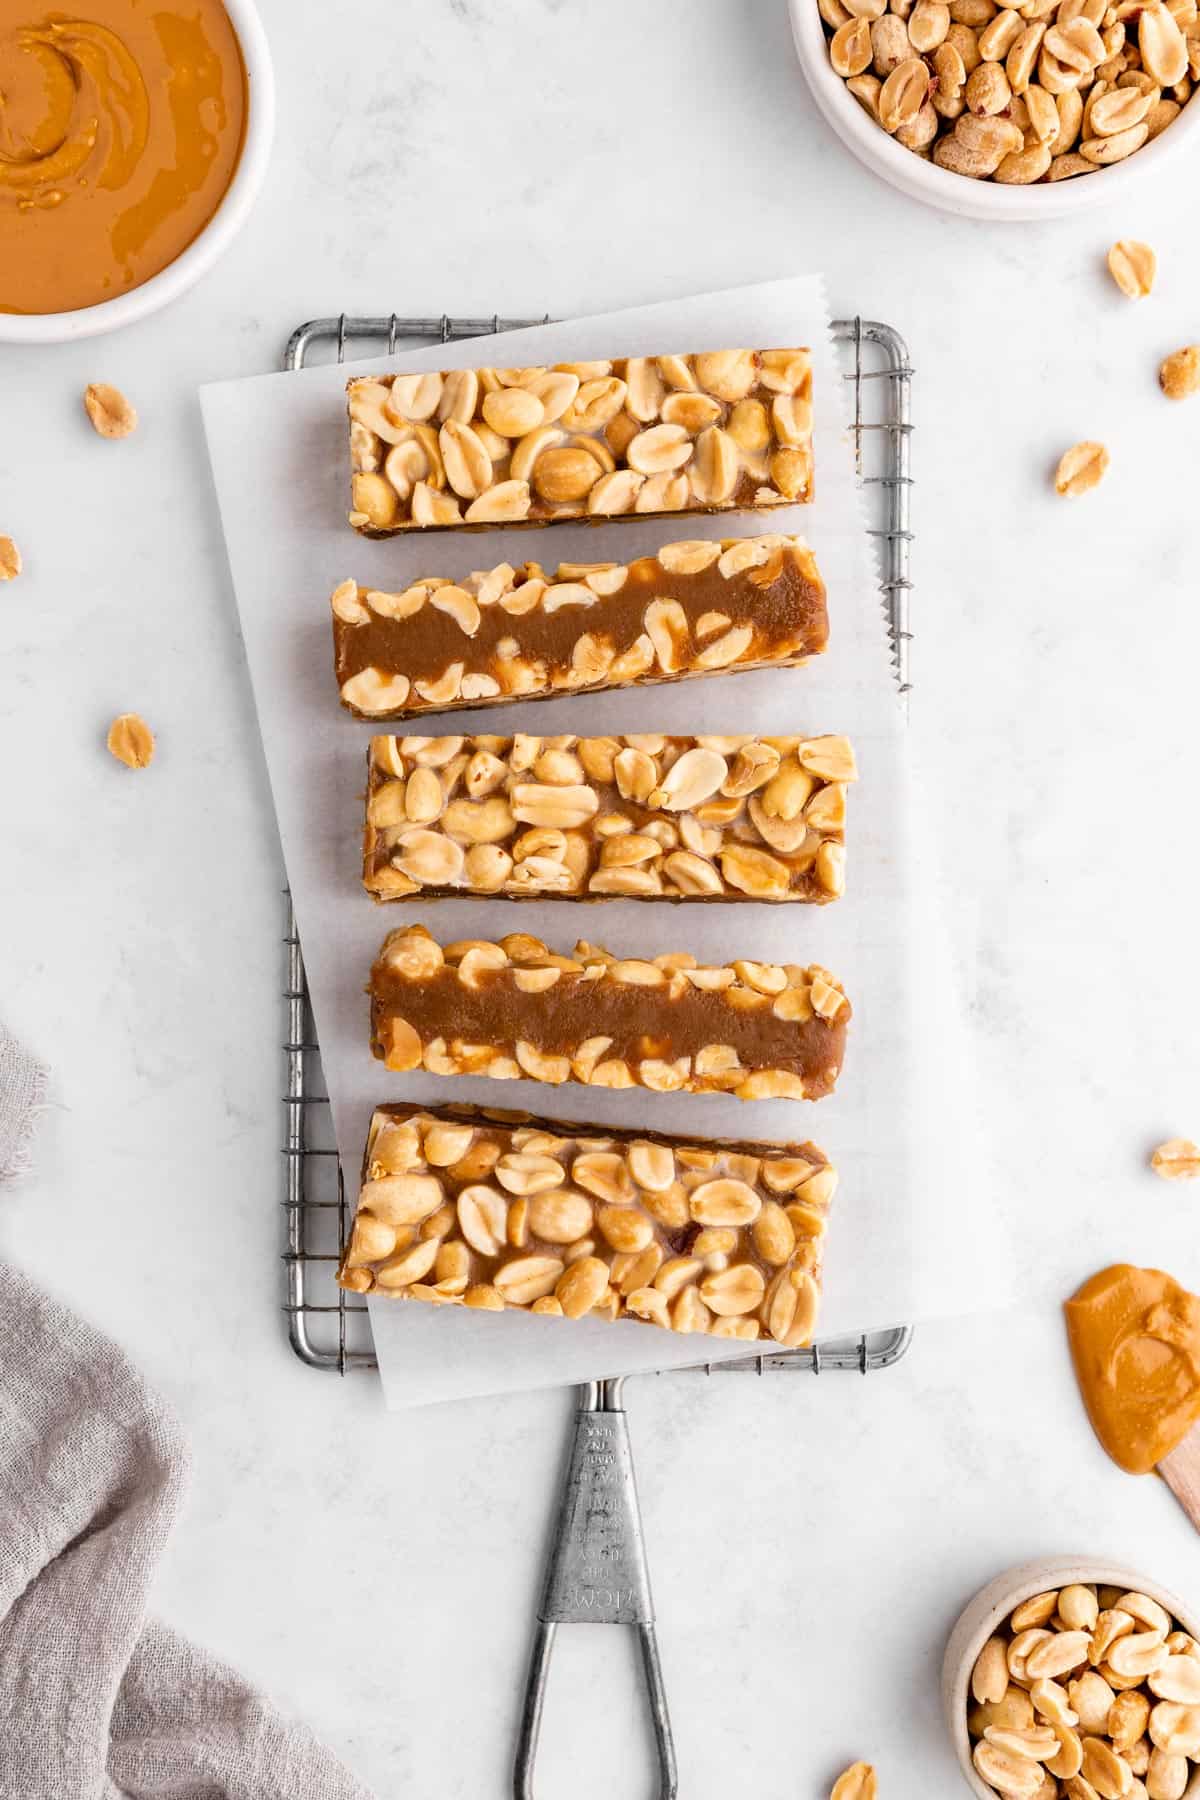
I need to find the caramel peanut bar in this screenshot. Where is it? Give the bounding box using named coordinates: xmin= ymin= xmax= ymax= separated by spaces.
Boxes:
xmin=364 ymin=731 xmax=855 ymax=903
xmin=346 ymin=348 xmax=813 ymax=535
xmin=337 ymin=1102 xmax=834 ymax=1348
xmin=333 ymin=535 xmax=827 ymax=719
xmin=369 ymin=926 xmax=850 ymax=1100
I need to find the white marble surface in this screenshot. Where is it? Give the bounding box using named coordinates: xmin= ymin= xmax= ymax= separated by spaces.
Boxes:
xmin=2 ymin=1 xmax=1200 ymax=1794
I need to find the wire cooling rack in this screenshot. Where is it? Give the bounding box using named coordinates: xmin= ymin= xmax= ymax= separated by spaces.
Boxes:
xmin=280 ymin=314 xmax=914 ymax=1376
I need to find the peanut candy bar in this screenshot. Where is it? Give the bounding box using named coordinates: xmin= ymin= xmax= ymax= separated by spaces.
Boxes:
xmin=333 ymin=535 xmax=827 ymax=719
xmin=346 ymin=348 xmax=813 ymax=535
xmin=370 ymin=926 xmax=850 ymax=1101
xmin=364 ymin=730 xmax=855 ymax=903
xmin=337 ymin=1101 xmax=834 ymax=1348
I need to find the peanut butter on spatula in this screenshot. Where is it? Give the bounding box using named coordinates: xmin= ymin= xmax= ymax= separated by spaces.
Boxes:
xmin=1065 ymin=1264 xmax=1200 ymax=1528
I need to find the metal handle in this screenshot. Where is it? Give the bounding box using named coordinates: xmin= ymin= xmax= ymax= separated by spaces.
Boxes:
xmin=514 ymin=1378 xmax=677 ymax=1799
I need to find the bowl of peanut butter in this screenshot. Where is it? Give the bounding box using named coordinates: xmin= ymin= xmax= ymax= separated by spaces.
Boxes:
xmin=0 ymin=0 xmax=274 ymax=340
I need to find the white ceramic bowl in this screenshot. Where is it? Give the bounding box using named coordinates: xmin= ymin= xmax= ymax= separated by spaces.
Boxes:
xmin=789 ymin=0 xmax=1200 ymax=220
xmin=942 ymin=1556 xmax=1200 ymax=1796
xmin=0 ymin=0 xmax=275 ymax=345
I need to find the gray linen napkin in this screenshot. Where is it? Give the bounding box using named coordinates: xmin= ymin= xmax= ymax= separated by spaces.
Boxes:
xmin=0 ymin=1029 xmax=375 ymax=1800
xmin=0 ymin=1022 xmax=46 ymax=1184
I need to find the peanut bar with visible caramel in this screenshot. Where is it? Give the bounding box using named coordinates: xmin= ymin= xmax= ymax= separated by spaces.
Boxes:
xmin=337 ymin=1101 xmax=834 ymax=1348
xmin=363 ymin=729 xmax=855 ymax=903
xmin=333 ymin=535 xmax=827 ymax=718
xmin=369 ymin=926 xmax=850 ymax=1101
xmin=346 ymin=348 xmax=813 ymax=535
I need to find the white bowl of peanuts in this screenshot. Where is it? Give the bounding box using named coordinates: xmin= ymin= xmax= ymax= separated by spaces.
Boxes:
xmin=943 ymin=1557 xmax=1200 ymax=1797
xmin=790 ymin=0 xmax=1200 ymax=219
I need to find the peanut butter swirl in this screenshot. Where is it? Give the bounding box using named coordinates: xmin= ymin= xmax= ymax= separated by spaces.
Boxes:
xmin=0 ymin=4 xmax=246 ymax=316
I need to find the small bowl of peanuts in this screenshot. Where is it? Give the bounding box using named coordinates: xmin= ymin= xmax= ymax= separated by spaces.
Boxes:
xmin=943 ymin=1557 xmax=1200 ymax=1797
xmin=789 ymin=0 xmax=1200 ymax=218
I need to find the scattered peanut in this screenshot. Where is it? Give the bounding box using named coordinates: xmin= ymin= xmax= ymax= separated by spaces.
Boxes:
xmin=84 ymin=383 xmax=138 ymax=439
xmin=106 ymin=713 xmax=156 ymax=770
xmin=1151 ymin=1139 xmax=1200 ymax=1181
xmin=1107 ymin=240 xmax=1157 ymax=299
xmin=1054 ymin=440 xmax=1110 ymax=497
xmin=830 ymin=1762 xmax=877 ymax=1800
xmin=1159 ymin=347 xmax=1200 ymax=401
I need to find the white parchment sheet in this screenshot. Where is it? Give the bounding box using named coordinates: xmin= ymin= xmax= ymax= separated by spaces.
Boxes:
xmin=202 ymin=276 xmax=1013 ymax=1407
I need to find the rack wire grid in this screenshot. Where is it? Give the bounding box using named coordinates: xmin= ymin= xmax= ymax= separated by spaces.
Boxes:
xmin=281 ymin=313 xmax=914 ymax=1377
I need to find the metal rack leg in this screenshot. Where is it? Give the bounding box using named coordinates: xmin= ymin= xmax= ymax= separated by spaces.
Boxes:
xmin=514 ymin=1379 xmax=677 ymax=1798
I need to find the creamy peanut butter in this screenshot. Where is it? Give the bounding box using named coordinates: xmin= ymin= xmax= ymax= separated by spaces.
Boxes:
xmin=1065 ymin=1263 xmax=1200 ymax=1475
xmin=0 ymin=3 xmax=246 ymax=315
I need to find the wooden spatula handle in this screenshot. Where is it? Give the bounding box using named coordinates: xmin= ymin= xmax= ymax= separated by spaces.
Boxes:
xmin=1158 ymin=1424 xmax=1200 ymax=1532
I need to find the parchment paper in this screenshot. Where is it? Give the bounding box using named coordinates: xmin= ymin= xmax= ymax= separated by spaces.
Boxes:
xmin=201 ymin=276 xmax=1010 ymax=1408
